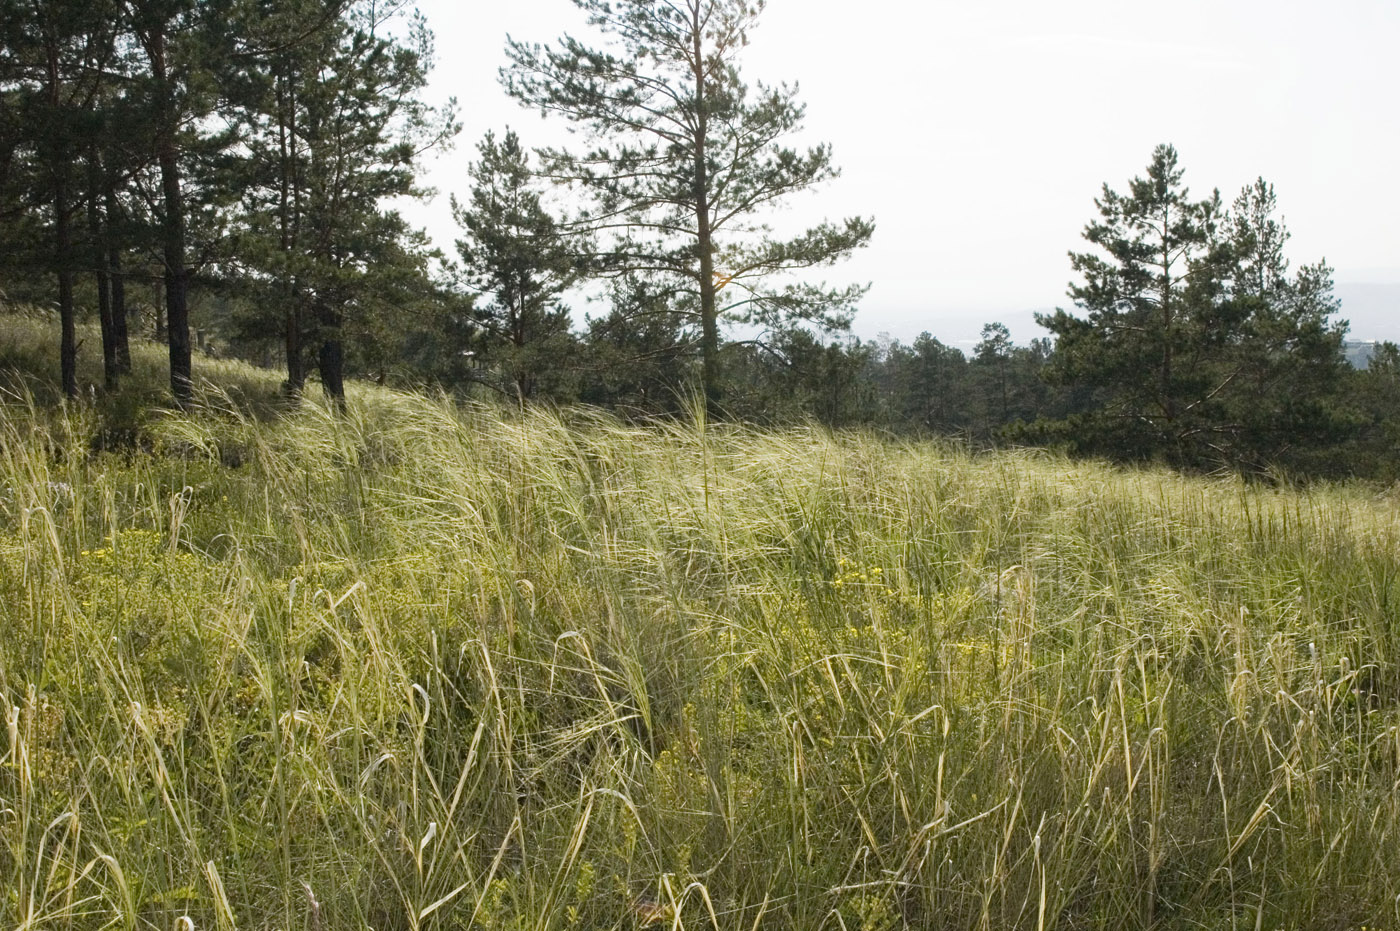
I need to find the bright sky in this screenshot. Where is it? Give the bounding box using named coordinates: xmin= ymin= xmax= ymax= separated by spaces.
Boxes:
xmin=402 ymin=0 xmax=1400 ymax=348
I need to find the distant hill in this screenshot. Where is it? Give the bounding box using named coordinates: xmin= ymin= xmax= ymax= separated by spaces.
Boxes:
xmin=1335 ymin=281 xmax=1400 ymax=342
xmin=866 ymin=281 xmax=1399 ymax=352
xmin=1345 ymin=340 xmax=1380 ymax=369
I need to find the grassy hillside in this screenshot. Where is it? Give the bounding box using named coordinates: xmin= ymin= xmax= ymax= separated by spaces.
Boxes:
xmin=3 ymin=318 xmax=1400 ymax=930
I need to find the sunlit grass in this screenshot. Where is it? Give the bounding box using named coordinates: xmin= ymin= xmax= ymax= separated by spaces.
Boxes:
xmin=2 ymin=317 xmax=1400 ymax=929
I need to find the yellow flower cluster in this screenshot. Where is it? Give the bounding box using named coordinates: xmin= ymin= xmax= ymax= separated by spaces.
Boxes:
xmin=831 ymin=556 xmax=886 ymax=592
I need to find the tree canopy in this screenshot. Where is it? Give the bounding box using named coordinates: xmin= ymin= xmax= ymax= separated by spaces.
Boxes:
xmin=1037 ymin=144 xmax=1348 ymax=471
xmin=503 ymin=0 xmax=873 ymax=408
xmin=452 ymin=128 xmax=580 ymax=402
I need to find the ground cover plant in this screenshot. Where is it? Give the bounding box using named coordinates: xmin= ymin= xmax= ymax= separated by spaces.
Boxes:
xmin=2 ymin=319 xmax=1400 ymax=930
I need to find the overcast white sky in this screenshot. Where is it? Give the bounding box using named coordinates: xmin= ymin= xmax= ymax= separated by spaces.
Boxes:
xmin=401 ymin=0 xmax=1400 ymax=348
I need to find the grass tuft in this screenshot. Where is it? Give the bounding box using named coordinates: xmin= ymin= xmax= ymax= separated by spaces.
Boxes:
xmin=2 ymin=319 xmax=1400 ymax=929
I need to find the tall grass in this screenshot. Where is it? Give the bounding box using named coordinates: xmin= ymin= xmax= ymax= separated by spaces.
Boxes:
xmin=2 ymin=325 xmax=1399 ymax=929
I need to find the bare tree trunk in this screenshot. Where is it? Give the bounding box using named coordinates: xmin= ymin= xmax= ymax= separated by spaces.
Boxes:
xmin=691 ymin=9 xmax=718 ymax=413
xmin=46 ymin=40 xmax=78 ymax=399
xmin=56 ymin=178 xmax=77 ymax=399
xmin=318 ymin=311 xmax=345 ymax=409
xmin=144 ymin=19 xmax=192 ymax=405
xmin=105 ymin=185 xmax=130 ymax=373
xmin=88 ymin=154 xmax=117 ymax=389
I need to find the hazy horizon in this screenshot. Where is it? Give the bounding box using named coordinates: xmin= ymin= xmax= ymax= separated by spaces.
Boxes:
xmin=854 ymin=278 xmax=1400 ymax=351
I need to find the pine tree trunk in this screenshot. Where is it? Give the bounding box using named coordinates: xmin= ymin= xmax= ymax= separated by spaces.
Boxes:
xmin=276 ymin=70 xmax=304 ymax=397
xmin=88 ymin=157 xmax=117 ymax=389
xmin=95 ymin=243 xmax=116 ymax=389
xmin=47 ymin=41 xmax=78 ymax=400
xmin=284 ymin=304 xmax=303 ymax=396
xmin=105 ymin=186 xmax=130 ymax=373
xmin=691 ymin=12 xmax=719 ymax=413
xmin=148 ymin=22 xmax=192 ymax=405
xmin=318 ymin=313 xmax=345 ymax=408
xmin=109 ymin=245 xmax=129 ymax=373
xmin=698 ymin=235 xmax=718 ymax=409
xmin=1159 ymin=210 xmax=1175 ymax=427
xmin=159 ymin=142 xmax=191 ymax=404
xmin=154 ymin=276 xmax=166 ymax=342
xmin=56 ymin=182 xmax=77 ymax=399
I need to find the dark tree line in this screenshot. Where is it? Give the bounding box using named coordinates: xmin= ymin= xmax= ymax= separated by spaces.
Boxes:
xmin=1 ymin=0 xmax=455 ymax=404
xmin=6 ymin=0 xmax=1399 ymax=481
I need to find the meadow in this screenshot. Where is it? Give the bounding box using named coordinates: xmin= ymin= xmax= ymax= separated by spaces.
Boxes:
xmin=2 ymin=317 xmax=1399 ymax=930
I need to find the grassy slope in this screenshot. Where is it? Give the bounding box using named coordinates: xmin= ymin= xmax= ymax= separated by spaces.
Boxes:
xmin=2 ymin=317 xmax=1399 ymax=930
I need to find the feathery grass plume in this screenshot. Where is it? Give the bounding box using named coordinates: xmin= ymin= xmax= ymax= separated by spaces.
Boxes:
xmin=1 ymin=321 xmax=1399 ymax=929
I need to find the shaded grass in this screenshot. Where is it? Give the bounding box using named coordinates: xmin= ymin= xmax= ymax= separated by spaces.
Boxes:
xmin=2 ymin=320 xmax=1400 ymax=929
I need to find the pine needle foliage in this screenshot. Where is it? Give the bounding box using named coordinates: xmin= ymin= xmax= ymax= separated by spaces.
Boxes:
xmin=503 ymin=0 xmax=874 ymax=408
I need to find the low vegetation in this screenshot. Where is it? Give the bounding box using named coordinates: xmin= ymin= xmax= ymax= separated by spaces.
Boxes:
xmin=3 ymin=322 xmax=1400 ymax=929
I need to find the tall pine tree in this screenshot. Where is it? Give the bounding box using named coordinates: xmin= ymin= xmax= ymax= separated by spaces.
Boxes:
xmin=125 ymin=0 xmax=213 ymax=404
xmin=452 ymin=129 xmax=580 ymax=403
xmin=504 ymin=0 xmax=872 ymax=410
xmin=1038 ymin=145 xmax=1348 ymax=471
xmin=0 ymin=0 xmax=124 ymax=396
xmin=1213 ymin=179 xmax=1350 ymax=471
xmin=231 ymin=0 xmax=455 ymax=403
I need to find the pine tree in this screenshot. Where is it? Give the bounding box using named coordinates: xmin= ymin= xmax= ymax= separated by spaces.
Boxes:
xmin=222 ymin=0 xmax=343 ymax=394
xmin=578 ymin=275 xmax=697 ymax=414
xmin=82 ymin=61 xmax=145 ymax=389
xmin=230 ymin=0 xmax=455 ymax=404
xmin=504 ymin=0 xmax=873 ymax=410
xmin=897 ymin=334 xmax=971 ymax=435
xmin=1037 ymin=145 xmax=1226 ymax=461
xmin=974 ymin=322 xmax=1013 ymax=430
xmin=0 ymin=0 xmax=124 ymax=397
xmin=452 ymin=129 xmax=580 ymax=402
xmin=1038 ymin=146 xmax=1348 ymax=471
xmin=1214 ymin=179 xmax=1350 ymax=471
xmin=125 ymin=0 xmax=212 ymax=404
